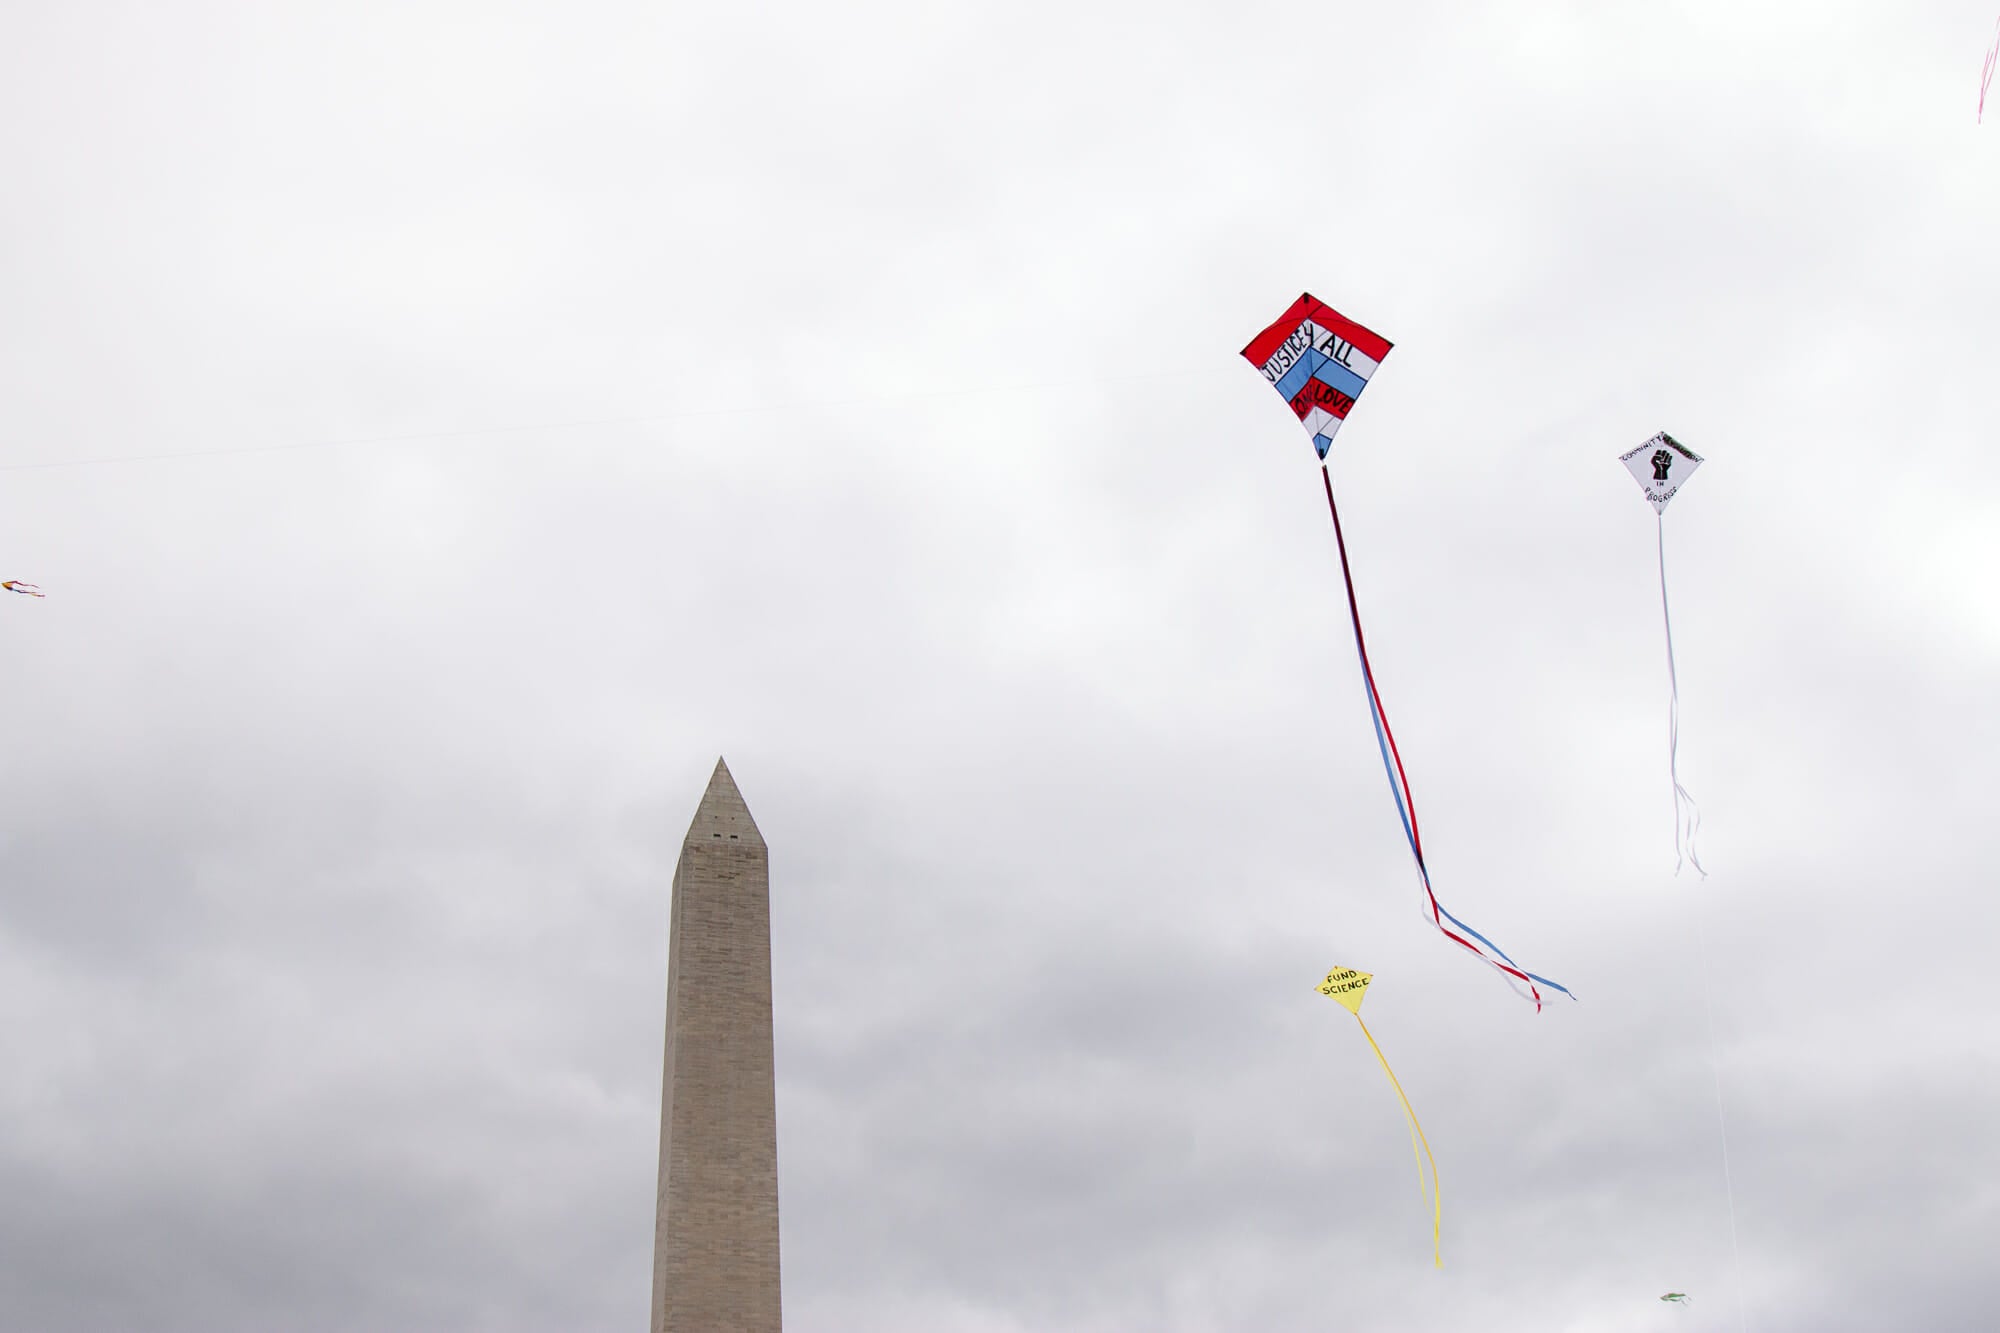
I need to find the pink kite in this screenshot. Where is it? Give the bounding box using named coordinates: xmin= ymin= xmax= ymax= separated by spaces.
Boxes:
xmin=1984 ymin=16 xmax=1999 ymax=122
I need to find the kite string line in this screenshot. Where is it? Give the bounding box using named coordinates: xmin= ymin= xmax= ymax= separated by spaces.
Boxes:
xmin=1353 ymin=1011 xmax=1442 ymax=1269
xmin=1695 ymin=893 xmax=1751 ymax=1333
xmin=1319 ymin=463 xmax=1572 ymax=1007
xmin=1651 ymin=480 xmax=1739 ymax=1322
xmin=1657 ymin=514 xmax=1706 ymax=878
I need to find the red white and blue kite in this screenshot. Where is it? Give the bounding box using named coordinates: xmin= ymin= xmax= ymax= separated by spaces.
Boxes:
xmin=1243 ymin=294 xmax=1572 ymax=1011
xmin=1242 ymin=294 xmax=1392 ymax=460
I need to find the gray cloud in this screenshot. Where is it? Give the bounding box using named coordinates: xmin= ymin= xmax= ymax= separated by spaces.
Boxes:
xmin=3 ymin=1 xmax=1997 ymax=1330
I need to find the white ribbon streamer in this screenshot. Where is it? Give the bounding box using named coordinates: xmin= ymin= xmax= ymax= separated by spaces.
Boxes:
xmin=1657 ymin=515 xmax=1706 ymax=877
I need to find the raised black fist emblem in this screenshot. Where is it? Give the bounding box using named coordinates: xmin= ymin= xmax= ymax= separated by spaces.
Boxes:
xmin=1650 ymin=449 xmax=1673 ymax=482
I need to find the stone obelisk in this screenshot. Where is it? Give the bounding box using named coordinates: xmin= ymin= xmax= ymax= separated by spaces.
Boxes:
xmin=651 ymin=758 xmax=781 ymax=1332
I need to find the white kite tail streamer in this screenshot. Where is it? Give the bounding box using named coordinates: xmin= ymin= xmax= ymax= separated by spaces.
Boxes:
xmin=1656 ymin=515 xmax=1707 ymax=877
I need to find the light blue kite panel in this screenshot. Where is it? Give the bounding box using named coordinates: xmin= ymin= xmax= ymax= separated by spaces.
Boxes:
xmin=1276 ymin=349 xmax=1369 ymax=404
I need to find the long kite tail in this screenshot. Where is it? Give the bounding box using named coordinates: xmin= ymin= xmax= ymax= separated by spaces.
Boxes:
xmin=1655 ymin=516 xmax=1706 ymax=878
xmin=1353 ymin=1011 xmax=1443 ymax=1267
xmin=1318 ymin=465 xmax=1573 ymax=1008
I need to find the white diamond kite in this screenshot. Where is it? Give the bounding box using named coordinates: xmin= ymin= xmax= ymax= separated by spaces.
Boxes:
xmin=1619 ymin=431 xmax=1704 ymax=513
xmin=1622 ymin=431 xmax=1706 ymax=875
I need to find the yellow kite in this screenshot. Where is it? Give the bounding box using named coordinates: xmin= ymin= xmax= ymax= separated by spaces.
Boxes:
xmin=1317 ymin=965 xmax=1441 ymax=1267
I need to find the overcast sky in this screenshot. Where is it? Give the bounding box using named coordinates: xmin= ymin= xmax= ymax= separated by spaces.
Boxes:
xmin=2 ymin=2 xmax=1997 ymax=1330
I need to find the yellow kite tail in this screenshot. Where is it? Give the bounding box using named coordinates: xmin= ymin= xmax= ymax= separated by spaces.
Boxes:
xmin=1354 ymin=1012 xmax=1442 ymax=1268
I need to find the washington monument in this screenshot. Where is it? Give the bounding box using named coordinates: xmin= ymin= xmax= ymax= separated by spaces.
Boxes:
xmin=651 ymin=758 xmax=782 ymax=1331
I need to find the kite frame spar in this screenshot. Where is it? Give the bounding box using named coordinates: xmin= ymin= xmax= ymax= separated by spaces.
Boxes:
xmin=1243 ymin=294 xmax=1572 ymax=1010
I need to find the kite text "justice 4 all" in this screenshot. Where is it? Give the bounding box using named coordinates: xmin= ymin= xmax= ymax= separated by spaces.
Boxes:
xmin=1261 ymin=326 xmax=1368 ymax=384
